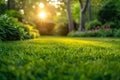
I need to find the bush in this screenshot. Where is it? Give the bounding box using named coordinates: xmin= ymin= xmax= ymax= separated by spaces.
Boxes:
xmin=0 ymin=3 xmax=7 ymax=15
xmin=97 ymin=1 xmax=118 ymax=23
xmin=67 ymin=31 xmax=80 ymax=37
xmin=5 ymin=10 xmax=24 ymax=21
xmin=68 ymin=29 xmax=113 ymax=37
xmin=97 ymin=29 xmax=113 ymax=37
xmin=23 ymin=24 xmax=40 ymax=39
xmin=0 ymin=15 xmax=39 ymax=41
xmin=101 ymin=22 xmax=115 ymax=29
xmin=68 ymin=31 xmax=97 ymax=37
xmin=97 ymin=1 xmax=120 ymax=29
xmin=85 ymin=20 xmax=102 ymax=30
xmin=54 ymin=23 xmax=68 ymax=36
xmin=113 ymin=29 xmax=120 ymax=37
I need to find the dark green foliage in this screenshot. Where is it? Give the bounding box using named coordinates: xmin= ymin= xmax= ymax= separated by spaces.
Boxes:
xmin=5 ymin=10 xmax=24 ymax=21
xmin=97 ymin=29 xmax=113 ymax=37
xmin=101 ymin=22 xmax=115 ymax=29
xmin=97 ymin=1 xmax=120 ymax=29
xmin=0 ymin=37 xmax=120 ymax=80
xmin=0 ymin=15 xmax=39 ymax=41
xmin=36 ymin=22 xmax=55 ymax=35
xmin=113 ymin=29 xmax=120 ymax=37
xmin=85 ymin=20 xmax=102 ymax=30
xmin=97 ymin=1 xmax=118 ymax=23
xmin=54 ymin=23 xmax=68 ymax=36
xmin=0 ymin=3 xmax=7 ymax=15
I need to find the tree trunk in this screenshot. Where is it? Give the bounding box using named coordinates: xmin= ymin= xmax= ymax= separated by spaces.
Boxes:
xmin=88 ymin=0 xmax=92 ymax=21
xmin=78 ymin=0 xmax=89 ymax=31
xmin=79 ymin=11 xmax=85 ymax=31
xmin=66 ymin=0 xmax=74 ymax=32
xmin=7 ymin=0 xmax=15 ymax=10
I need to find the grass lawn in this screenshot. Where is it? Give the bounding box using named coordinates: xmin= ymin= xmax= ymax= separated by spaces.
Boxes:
xmin=0 ymin=37 xmax=120 ymax=80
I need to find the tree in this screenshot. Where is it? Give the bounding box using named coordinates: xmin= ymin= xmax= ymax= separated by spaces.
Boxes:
xmin=78 ymin=0 xmax=89 ymax=31
xmin=63 ymin=0 xmax=74 ymax=32
xmin=66 ymin=0 xmax=74 ymax=32
xmin=7 ymin=0 xmax=15 ymax=10
xmin=88 ymin=0 xmax=92 ymax=21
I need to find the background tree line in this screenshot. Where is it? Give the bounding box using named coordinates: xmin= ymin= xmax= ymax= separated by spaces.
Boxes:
xmin=0 ymin=0 xmax=120 ymax=41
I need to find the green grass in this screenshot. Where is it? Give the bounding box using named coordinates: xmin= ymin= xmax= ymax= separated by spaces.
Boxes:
xmin=0 ymin=37 xmax=120 ymax=80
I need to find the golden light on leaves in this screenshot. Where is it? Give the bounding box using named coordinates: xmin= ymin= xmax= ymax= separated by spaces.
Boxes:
xmin=39 ymin=3 xmax=44 ymax=8
xmin=57 ymin=12 xmax=61 ymax=16
xmin=38 ymin=11 xmax=47 ymax=19
xmin=48 ymin=0 xmax=61 ymax=8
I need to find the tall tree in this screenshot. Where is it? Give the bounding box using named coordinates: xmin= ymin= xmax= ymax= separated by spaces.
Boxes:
xmin=66 ymin=0 xmax=74 ymax=32
xmin=88 ymin=0 xmax=92 ymax=21
xmin=78 ymin=0 xmax=89 ymax=31
xmin=63 ymin=0 xmax=74 ymax=32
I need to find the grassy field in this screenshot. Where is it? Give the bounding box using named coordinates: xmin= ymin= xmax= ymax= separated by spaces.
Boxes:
xmin=0 ymin=37 xmax=120 ymax=80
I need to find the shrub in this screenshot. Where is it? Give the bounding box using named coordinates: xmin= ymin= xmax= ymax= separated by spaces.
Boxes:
xmin=54 ymin=23 xmax=68 ymax=36
xmin=101 ymin=22 xmax=114 ymax=29
xmin=97 ymin=1 xmax=120 ymax=29
xmin=97 ymin=29 xmax=113 ymax=37
xmin=23 ymin=24 xmax=40 ymax=39
xmin=5 ymin=10 xmax=24 ymax=21
xmin=68 ymin=29 xmax=113 ymax=37
xmin=85 ymin=20 xmax=102 ymax=30
xmin=0 ymin=3 xmax=7 ymax=15
xmin=97 ymin=1 xmax=118 ymax=23
xmin=113 ymin=29 xmax=120 ymax=37
xmin=68 ymin=31 xmax=97 ymax=37
xmin=0 ymin=15 xmax=39 ymax=41
xmin=67 ymin=31 xmax=80 ymax=37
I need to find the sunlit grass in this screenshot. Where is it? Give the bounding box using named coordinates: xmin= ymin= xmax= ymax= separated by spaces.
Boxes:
xmin=0 ymin=37 xmax=120 ymax=80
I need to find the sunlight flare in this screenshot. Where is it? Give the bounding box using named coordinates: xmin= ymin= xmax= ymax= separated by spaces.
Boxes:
xmin=39 ymin=3 xmax=44 ymax=8
xmin=38 ymin=11 xmax=47 ymax=19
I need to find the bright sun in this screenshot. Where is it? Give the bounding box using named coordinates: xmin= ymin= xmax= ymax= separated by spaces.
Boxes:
xmin=38 ymin=11 xmax=47 ymax=19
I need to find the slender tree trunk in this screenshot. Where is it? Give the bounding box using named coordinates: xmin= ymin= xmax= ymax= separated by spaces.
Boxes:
xmin=88 ymin=0 xmax=92 ymax=21
xmin=79 ymin=0 xmax=89 ymax=31
xmin=79 ymin=11 xmax=86 ymax=31
xmin=66 ymin=0 xmax=74 ymax=32
xmin=7 ymin=0 xmax=15 ymax=10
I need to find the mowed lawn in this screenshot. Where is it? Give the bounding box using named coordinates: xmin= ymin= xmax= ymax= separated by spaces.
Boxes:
xmin=0 ymin=37 xmax=120 ymax=80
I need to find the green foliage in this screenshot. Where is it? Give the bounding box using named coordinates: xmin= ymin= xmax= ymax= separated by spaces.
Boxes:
xmin=0 ymin=37 xmax=120 ymax=80
xmin=68 ymin=29 xmax=114 ymax=37
xmin=5 ymin=10 xmax=24 ymax=21
xmin=71 ymin=2 xmax=80 ymax=24
xmin=97 ymin=29 xmax=113 ymax=37
xmin=0 ymin=15 xmax=39 ymax=41
xmin=68 ymin=31 xmax=97 ymax=37
xmin=97 ymin=0 xmax=120 ymax=29
xmin=54 ymin=23 xmax=68 ymax=36
xmin=24 ymin=24 xmax=40 ymax=39
xmin=97 ymin=1 xmax=118 ymax=22
xmin=85 ymin=20 xmax=102 ymax=30
xmin=0 ymin=3 xmax=7 ymax=15
xmin=101 ymin=22 xmax=115 ymax=29
xmin=113 ymin=29 xmax=120 ymax=37
xmin=36 ymin=22 xmax=55 ymax=35
xmin=67 ymin=31 xmax=79 ymax=37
